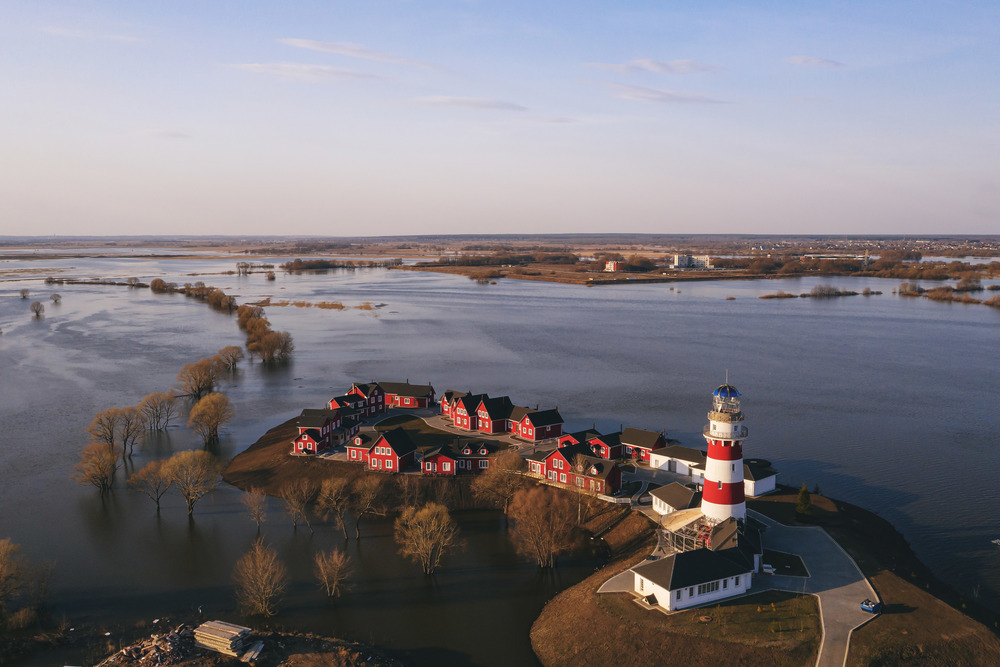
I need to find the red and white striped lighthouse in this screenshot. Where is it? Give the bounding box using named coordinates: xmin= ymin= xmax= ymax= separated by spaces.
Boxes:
xmin=700 ymin=383 xmax=747 ymax=523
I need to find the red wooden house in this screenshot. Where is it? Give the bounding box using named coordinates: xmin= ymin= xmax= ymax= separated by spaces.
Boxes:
xmin=620 ymin=427 xmax=667 ymax=462
xmin=453 ymin=394 xmax=487 ymax=431
xmin=346 ymin=427 xmax=416 ymax=473
xmin=588 ymin=432 xmax=623 ymax=459
xmin=475 ymin=396 xmax=514 ymax=434
xmin=292 ymin=428 xmax=324 ymax=455
xmin=348 ymin=382 xmax=386 ymax=417
xmin=328 ymin=393 xmax=368 ymax=413
xmin=380 ymin=381 xmax=436 ymax=409
xmin=440 ymin=390 xmax=467 ymax=416
xmin=512 ymin=408 xmax=563 ymax=441
xmin=290 ymin=408 xmax=344 ymax=454
xmin=526 ymin=443 xmax=621 ymax=494
xmin=422 ymin=441 xmax=496 ymax=475
xmin=558 ymin=429 xmax=602 ymax=447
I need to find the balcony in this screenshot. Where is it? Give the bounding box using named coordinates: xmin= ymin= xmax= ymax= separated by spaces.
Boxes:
xmin=703 ymin=424 xmax=748 ymax=439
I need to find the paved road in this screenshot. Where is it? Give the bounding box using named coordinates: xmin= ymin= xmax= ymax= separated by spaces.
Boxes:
xmin=749 ymin=510 xmax=877 ymax=667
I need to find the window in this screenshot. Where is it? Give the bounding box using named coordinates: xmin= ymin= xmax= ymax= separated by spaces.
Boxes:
xmin=697 ymin=581 xmax=720 ymax=595
xmin=386 ymin=460 xmax=393 ymax=469
xmin=734 ymin=576 xmax=740 ymax=586
xmin=575 ymin=478 xmax=584 ymax=487
xmin=426 ymin=462 xmax=432 ymax=471
xmin=723 ymin=579 xmax=728 ymax=589
xmin=443 ymin=462 xmax=451 ymax=471
xmin=689 ymin=587 xmax=694 ymax=597
xmin=479 ymin=460 xmax=488 ymax=469
xmin=638 ymin=578 xmax=644 ymax=593
xmin=677 ymin=590 xmax=682 ymax=600
xmin=718 ymin=481 xmax=722 ymax=490
xmin=731 ymin=463 xmax=735 ymax=471
xmin=559 ymin=473 xmax=567 ymax=483
xmin=350 ymin=451 xmax=356 ymax=459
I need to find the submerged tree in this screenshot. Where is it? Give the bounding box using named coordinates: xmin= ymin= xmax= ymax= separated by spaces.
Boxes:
xmin=163 ymin=450 xmax=221 ymax=516
xmin=29 ymin=301 xmax=44 ymax=318
xmin=176 ymin=358 xmax=218 ymax=399
xmin=241 ymin=487 xmax=268 ymax=531
xmin=394 ymin=502 xmax=461 ymax=574
xmin=87 ymin=407 xmax=122 ymax=446
xmin=50 ymin=293 xmax=61 ymax=304
xmin=19 ymin=289 xmax=28 ymax=299
xmin=317 ymin=477 xmax=351 ymax=539
xmin=313 ymin=549 xmax=351 ymax=598
xmin=508 ymin=487 xmax=576 ymax=568
xmin=187 ymin=393 xmax=234 ymax=445
xmin=350 ymin=476 xmax=386 ymax=539
xmin=117 ymin=405 xmax=147 ymax=459
xmin=471 ymin=449 xmax=525 ymax=514
xmin=217 ymin=345 xmax=245 ymax=370
xmin=128 ymin=460 xmax=173 ymax=513
xmin=233 ymin=539 xmax=288 ymax=617
xmin=73 ymin=442 xmax=122 ymax=495
xmin=140 ymin=392 xmax=177 ymax=430
xmin=280 ymin=479 xmax=316 ymax=532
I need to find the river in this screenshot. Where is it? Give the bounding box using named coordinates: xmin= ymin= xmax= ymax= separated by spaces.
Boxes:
xmin=1 ymin=254 xmax=999 ymax=664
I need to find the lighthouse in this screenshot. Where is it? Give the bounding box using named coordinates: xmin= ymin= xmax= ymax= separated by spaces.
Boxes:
xmin=700 ymin=383 xmax=747 ymax=523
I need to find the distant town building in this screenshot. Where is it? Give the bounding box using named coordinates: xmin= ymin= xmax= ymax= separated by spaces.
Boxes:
xmin=670 ymin=254 xmax=713 ymax=269
xmin=604 ymin=260 xmax=626 ymax=272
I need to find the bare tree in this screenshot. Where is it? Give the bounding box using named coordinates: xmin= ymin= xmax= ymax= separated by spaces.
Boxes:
xmin=350 ymin=476 xmax=386 ymax=539
xmin=163 ymin=450 xmax=221 ymax=516
xmin=87 ymin=407 xmax=121 ymax=446
xmin=140 ymin=392 xmax=177 ymax=430
xmin=509 ymin=487 xmax=576 ymax=568
xmin=187 ymin=393 xmax=234 ymax=445
xmin=50 ymin=293 xmax=61 ymax=304
xmin=280 ymin=479 xmax=316 ymax=532
xmin=233 ymin=539 xmax=288 ymax=617
xmin=394 ymin=502 xmax=461 ymax=574
xmin=471 ymin=450 xmax=526 ymax=514
xmin=241 ymin=487 xmax=268 ymax=531
xmin=29 ymin=301 xmax=44 ymax=318
xmin=126 ymin=277 xmax=140 ymax=287
xmin=118 ymin=405 xmax=147 ymax=459
xmin=313 ymin=549 xmax=351 ymax=598
xmin=0 ymin=538 xmax=25 ymax=622
xmin=396 ymin=474 xmax=423 ymax=510
xmin=73 ymin=442 xmax=122 ymax=494
xmin=19 ymin=289 xmax=28 ymax=299
xmin=128 ymin=460 xmax=172 ymax=513
xmin=317 ymin=477 xmax=351 ymax=539
xmin=176 ymin=358 xmax=218 ymax=399
xmin=217 ymin=345 xmax=245 ymax=370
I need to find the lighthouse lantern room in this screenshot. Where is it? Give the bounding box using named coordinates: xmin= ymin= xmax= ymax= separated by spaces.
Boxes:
xmin=700 ymin=384 xmax=747 ymax=523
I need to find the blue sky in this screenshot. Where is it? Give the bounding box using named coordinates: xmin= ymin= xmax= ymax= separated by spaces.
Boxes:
xmin=1 ymin=1 xmax=998 ymax=236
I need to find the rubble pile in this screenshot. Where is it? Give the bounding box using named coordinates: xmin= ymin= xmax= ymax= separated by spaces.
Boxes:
xmin=98 ymin=624 xmax=196 ymax=665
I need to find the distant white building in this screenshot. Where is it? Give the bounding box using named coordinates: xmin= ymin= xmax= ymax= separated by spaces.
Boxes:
xmin=604 ymin=260 xmax=627 ymax=272
xmin=671 ymin=254 xmax=713 ymax=269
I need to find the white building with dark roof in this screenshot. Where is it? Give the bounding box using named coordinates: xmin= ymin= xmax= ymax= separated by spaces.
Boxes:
xmin=631 ymin=548 xmax=753 ymax=611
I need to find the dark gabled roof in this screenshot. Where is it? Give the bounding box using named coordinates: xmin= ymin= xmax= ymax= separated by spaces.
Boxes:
xmin=561 ymin=429 xmax=602 ymax=444
xmin=339 ymin=416 xmax=359 ymax=429
xmin=550 ymin=443 xmax=594 ymax=462
xmin=589 ymin=432 xmax=622 ymax=448
xmin=632 ymin=548 xmax=752 ymax=591
xmin=649 ymin=482 xmax=699 ymax=510
xmin=330 ymin=394 xmax=366 ymax=406
xmin=299 ymin=408 xmax=339 ymax=428
xmin=708 ymin=519 xmax=762 ymax=569
xmin=656 ymin=444 xmax=707 ymax=464
xmin=525 ymin=408 xmax=563 ymax=427
xmin=295 ymin=428 xmax=322 ymax=441
xmin=456 ymin=394 xmax=488 ymax=413
xmin=349 ymin=382 xmax=381 ymax=398
xmin=525 ymin=449 xmax=553 ymax=462
xmin=376 ymin=427 xmax=417 ymax=457
xmin=479 ymin=395 xmax=514 ymax=420
xmin=577 ymin=457 xmax=616 ymax=481
xmin=620 ymin=427 xmax=664 ymax=449
xmin=442 ymin=389 xmax=467 ymax=403
xmin=508 ymin=405 xmax=536 ymax=422
xmin=424 ymin=444 xmax=457 ymax=461
xmin=378 ymin=381 xmax=435 ymax=398
xmin=744 ymin=459 xmax=778 ymax=481
xmin=457 ymin=441 xmax=496 ymax=457
xmin=349 ymin=433 xmax=373 ymax=448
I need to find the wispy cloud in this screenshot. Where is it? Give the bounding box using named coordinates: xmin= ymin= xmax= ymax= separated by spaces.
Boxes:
xmin=41 ymin=26 xmax=140 ymax=42
xmin=587 ymin=58 xmax=722 ymax=75
xmin=413 ymin=96 xmax=527 ymax=112
xmin=279 ymin=38 xmax=433 ymax=68
xmin=786 ymin=55 xmax=846 ymax=68
xmin=595 ymin=82 xmax=725 ymax=104
xmin=228 ymin=63 xmax=385 ymax=82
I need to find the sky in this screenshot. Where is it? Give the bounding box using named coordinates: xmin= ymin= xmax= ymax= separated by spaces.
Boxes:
xmin=1 ymin=1 xmax=998 ymax=236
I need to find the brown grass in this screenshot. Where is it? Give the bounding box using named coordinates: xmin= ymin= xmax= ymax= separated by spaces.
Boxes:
xmin=749 ymin=490 xmax=1000 ymax=666
xmin=530 ymin=539 xmax=820 ymax=667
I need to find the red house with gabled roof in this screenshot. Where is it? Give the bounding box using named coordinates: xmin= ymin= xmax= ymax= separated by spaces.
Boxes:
xmin=475 ymin=396 xmax=514 ymax=434
xmin=453 ymin=394 xmax=487 ymax=431
xmin=620 ymin=426 xmax=667 ymax=462
xmin=346 ymin=427 xmax=416 ymax=473
xmin=512 ymin=408 xmax=563 ymax=441
xmin=422 ymin=440 xmax=496 ymax=475
xmin=328 ymin=393 xmax=368 ymax=412
xmin=588 ymin=432 xmax=623 ymax=459
xmin=525 ymin=443 xmax=621 ymax=494
xmin=380 ymin=381 xmax=435 ymax=409
xmin=348 ymin=382 xmax=386 ymax=417
xmin=440 ymin=390 xmax=467 ymax=416
xmin=291 ymin=428 xmax=324 ymax=455
xmin=558 ymin=429 xmax=602 ymax=447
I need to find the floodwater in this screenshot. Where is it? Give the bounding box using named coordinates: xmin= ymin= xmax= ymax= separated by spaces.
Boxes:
xmin=1 ymin=256 xmax=1000 ymax=664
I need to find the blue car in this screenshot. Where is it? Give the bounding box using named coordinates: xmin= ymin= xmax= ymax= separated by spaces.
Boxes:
xmin=860 ymin=598 xmax=883 ymax=614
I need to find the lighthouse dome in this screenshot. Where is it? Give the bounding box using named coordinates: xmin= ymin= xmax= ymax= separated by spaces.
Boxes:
xmin=713 ymin=384 xmax=741 ymax=399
